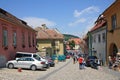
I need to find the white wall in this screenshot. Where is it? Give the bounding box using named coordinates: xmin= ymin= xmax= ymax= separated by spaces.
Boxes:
xmin=92 ymin=28 xmax=106 ymax=65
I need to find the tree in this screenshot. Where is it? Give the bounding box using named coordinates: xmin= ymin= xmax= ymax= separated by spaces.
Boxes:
xmin=69 ymin=40 xmax=75 ymax=50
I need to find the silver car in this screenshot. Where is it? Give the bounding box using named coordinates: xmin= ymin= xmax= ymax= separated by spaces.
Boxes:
xmin=15 ymin=52 xmax=50 ymax=68
xmin=6 ymin=57 xmax=47 ymax=71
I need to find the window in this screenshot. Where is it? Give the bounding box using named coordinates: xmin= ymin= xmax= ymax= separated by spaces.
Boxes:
xmin=98 ymin=34 xmax=101 ymax=43
xmin=22 ymin=31 xmax=25 ymax=48
xmin=13 ymin=31 xmax=17 ymax=47
xmin=32 ymin=34 xmax=35 ymax=47
xmin=2 ymin=28 xmax=8 ymax=47
xmin=33 ymin=54 xmax=41 ymax=61
xmin=111 ymin=14 xmax=117 ymax=30
xmin=55 ymin=41 xmax=59 ymax=46
xmin=52 ymin=41 xmax=55 ymax=46
xmin=28 ymin=32 xmax=31 ymax=47
xmin=102 ymin=33 xmax=106 ymax=42
xmin=93 ymin=35 xmax=96 ymax=43
xmin=25 ymin=58 xmax=34 ymax=61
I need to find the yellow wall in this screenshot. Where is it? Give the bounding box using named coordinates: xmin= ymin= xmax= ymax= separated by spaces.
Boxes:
xmin=37 ymin=39 xmax=64 ymax=56
xmin=59 ymin=40 xmax=64 ymax=55
xmin=103 ymin=1 xmax=120 ymax=62
xmin=37 ymin=40 xmax=51 ymax=51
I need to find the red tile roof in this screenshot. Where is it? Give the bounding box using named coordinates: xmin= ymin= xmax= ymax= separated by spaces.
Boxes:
xmin=0 ymin=8 xmax=35 ymax=31
xmin=69 ymin=38 xmax=82 ymax=45
xmin=90 ymin=20 xmax=106 ymax=32
xmin=66 ymin=45 xmax=71 ymax=50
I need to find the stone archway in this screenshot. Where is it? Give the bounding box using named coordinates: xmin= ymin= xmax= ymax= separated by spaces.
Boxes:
xmin=109 ymin=43 xmax=118 ymax=57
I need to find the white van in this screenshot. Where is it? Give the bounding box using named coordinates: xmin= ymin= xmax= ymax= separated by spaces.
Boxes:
xmin=15 ymin=52 xmax=50 ymax=68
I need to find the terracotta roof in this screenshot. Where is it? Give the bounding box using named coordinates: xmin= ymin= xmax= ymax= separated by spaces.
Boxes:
xmin=69 ymin=38 xmax=82 ymax=45
xmin=90 ymin=20 xmax=106 ymax=32
xmin=36 ymin=29 xmax=50 ymax=39
xmin=0 ymin=8 xmax=35 ymax=32
xmin=66 ymin=45 xmax=71 ymax=50
xmin=35 ymin=27 xmax=64 ymax=40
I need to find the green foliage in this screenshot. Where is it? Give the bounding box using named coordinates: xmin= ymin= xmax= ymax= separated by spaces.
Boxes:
xmin=63 ymin=34 xmax=79 ymax=41
xmin=69 ymin=40 xmax=75 ymax=50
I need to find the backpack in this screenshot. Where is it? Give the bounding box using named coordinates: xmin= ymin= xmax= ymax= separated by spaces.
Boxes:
xmin=78 ymin=57 xmax=83 ymax=63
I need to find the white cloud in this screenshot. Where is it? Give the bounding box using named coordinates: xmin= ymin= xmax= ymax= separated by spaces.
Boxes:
xmin=74 ymin=6 xmax=100 ymax=18
xmin=22 ymin=17 xmax=56 ymax=28
xmin=68 ymin=17 xmax=97 ymax=38
xmin=68 ymin=18 xmax=86 ymax=26
xmin=83 ymin=17 xmax=97 ymax=35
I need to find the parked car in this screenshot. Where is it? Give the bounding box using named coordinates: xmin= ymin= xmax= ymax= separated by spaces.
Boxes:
xmin=90 ymin=59 xmax=101 ymax=69
xmin=85 ymin=56 xmax=98 ymax=67
xmin=45 ymin=56 xmax=55 ymax=67
xmin=58 ymin=55 xmax=66 ymax=61
xmin=15 ymin=52 xmax=50 ymax=68
xmin=6 ymin=57 xmax=46 ymax=71
xmin=66 ymin=55 xmax=70 ymax=59
xmin=51 ymin=55 xmax=57 ymax=61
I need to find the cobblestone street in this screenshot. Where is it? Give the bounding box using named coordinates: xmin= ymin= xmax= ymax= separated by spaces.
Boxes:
xmin=38 ymin=59 xmax=120 ymax=80
xmin=0 ymin=59 xmax=120 ymax=80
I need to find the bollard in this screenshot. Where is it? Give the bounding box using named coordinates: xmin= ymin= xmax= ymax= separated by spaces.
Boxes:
xmin=18 ymin=68 xmax=22 ymax=72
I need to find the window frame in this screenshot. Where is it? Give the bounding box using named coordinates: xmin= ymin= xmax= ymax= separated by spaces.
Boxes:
xmin=2 ymin=27 xmax=8 ymax=48
xmin=93 ymin=35 xmax=96 ymax=43
xmin=102 ymin=33 xmax=106 ymax=43
xmin=22 ymin=31 xmax=25 ymax=48
xmin=98 ymin=34 xmax=101 ymax=43
xmin=13 ymin=30 xmax=17 ymax=47
xmin=28 ymin=32 xmax=31 ymax=47
xmin=32 ymin=34 xmax=35 ymax=47
xmin=111 ymin=14 xmax=117 ymax=30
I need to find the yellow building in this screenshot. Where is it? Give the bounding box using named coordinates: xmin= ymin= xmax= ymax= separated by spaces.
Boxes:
xmin=103 ymin=0 xmax=120 ymax=62
xmin=35 ymin=24 xmax=64 ymax=56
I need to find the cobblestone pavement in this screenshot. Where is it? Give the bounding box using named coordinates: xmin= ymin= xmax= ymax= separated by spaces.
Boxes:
xmin=38 ymin=59 xmax=120 ymax=80
xmin=0 ymin=59 xmax=71 ymax=80
xmin=0 ymin=58 xmax=120 ymax=80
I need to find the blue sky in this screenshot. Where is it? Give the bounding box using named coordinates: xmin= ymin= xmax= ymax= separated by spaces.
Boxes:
xmin=0 ymin=0 xmax=115 ymax=37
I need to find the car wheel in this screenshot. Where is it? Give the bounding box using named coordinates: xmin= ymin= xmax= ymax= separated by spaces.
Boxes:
xmin=31 ymin=65 xmax=37 ymax=71
xmin=8 ymin=63 xmax=14 ymax=69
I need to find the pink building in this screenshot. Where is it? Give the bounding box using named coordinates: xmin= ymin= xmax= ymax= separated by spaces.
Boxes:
xmin=0 ymin=8 xmax=36 ymax=67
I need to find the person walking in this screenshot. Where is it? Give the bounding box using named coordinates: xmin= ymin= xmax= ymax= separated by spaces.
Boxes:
xmin=78 ymin=56 xmax=84 ymax=69
xmin=72 ymin=53 xmax=76 ymax=64
xmin=108 ymin=56 xmax=113 ymax=69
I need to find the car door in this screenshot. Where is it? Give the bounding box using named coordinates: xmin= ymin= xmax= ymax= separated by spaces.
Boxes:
xmin=23 ymin=58 xmax=34 ymax=68
xmin=15 ymin=58 xmax=26 ymax=68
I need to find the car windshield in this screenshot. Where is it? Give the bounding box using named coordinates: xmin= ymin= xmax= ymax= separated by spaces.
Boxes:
xmin=33 ymin=54 xmax=41 ymax=61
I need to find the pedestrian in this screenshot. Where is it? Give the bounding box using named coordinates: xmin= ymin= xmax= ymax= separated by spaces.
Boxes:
xmin=96 ymin=58 xmax=101 ymax=70
xmin=108 ymin=56 xmax=113 ymax=69
xmin=78 ymin=56 xmax=84 ymax=69
xmin=72 ymin=53 xmax=76 ymax=64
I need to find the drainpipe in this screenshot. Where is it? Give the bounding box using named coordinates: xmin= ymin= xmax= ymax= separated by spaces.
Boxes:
xmin=87 ymin=32 xmax=92 ymax=56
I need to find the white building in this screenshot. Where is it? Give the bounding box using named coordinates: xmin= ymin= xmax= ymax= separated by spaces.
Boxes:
xmin=90 ymin=15 xmax=107 ymax=65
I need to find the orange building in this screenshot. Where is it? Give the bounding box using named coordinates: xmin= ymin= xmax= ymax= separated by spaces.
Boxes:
xmin=102 ymin=0 xmax=120 ymax=62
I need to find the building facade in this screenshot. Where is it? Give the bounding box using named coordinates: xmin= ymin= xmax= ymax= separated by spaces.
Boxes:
xmin=35 ymin=25 xmax=64 ymax=57
xmin=102 ymin=0 xmax=120 ymax=63
xmin=0 ymin=8 xmax=36 ymax=67
xmin=90 ymin=15 xmax=107 ymax=65
xmin=69 ymin=38 xmax=81 ymax=50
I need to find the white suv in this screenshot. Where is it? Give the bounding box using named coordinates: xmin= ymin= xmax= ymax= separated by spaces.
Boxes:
xmin=15 ymin=52 xmax=50 ymax=68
